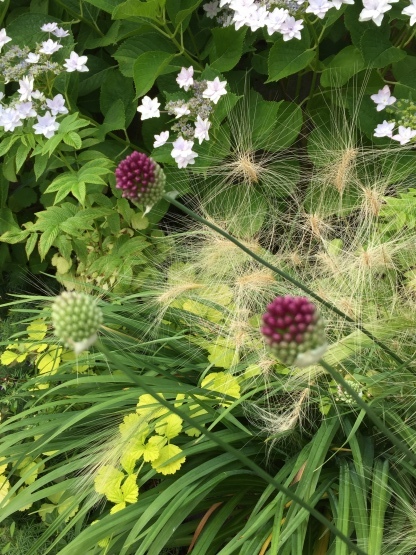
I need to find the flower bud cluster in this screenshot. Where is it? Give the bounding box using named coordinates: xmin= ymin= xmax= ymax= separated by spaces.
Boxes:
xmin=51 ymin=291 xmax=102 ymax=355
xmin=115 ymin=151 xmax=166 ymax=211
xmin=261 ymin=295 xmax=327 ymax=367
xmin=136 ymin=67 xmax=227 ymax=169
xmin=371 ymin=86 xmax=416 ymax=145
xmin=0 ymin=23 xmax=88 ymax=139
xmin=203 ymin=0 xmax=416 ymax=39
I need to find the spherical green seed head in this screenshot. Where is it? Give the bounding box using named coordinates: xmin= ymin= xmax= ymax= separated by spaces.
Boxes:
xmin=51 ymin=291 xmax=102 ymax=354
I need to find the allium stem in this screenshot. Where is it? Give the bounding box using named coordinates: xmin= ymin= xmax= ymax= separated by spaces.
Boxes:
xmin=319 ymin=359 xmax=416 ymax=466
xmin=164 ymin=193 xmax=404 ymax=366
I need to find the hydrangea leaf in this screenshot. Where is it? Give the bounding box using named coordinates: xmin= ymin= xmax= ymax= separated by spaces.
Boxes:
xmin=136 ymin=393 xmax=169 ymax=420
xmin=94 ymin=465 xmax=124 ymax=496
xmin=151 ymin=444 xmax=186 ymax=475
xmin=155 ymin=414 xmax=183 ymax=439
xmin=27 ymin=319 xmax=47 ymax=341
xmin=200 ymin=372 xmax=241 ymax=406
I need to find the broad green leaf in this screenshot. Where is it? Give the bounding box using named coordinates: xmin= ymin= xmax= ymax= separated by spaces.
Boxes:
xmin=393 ymin=55 xmax=416 ymax=89
xmin=320 ymin=46 xmax=365 ymax=88
xmin=166 ymin=0 xmax=203 ymax=27
xmin=133 ymin=51 xmax=176 ymax=98
xmin=113 ymin=0 xmax=162 ymax=20
xmin=15 ymin=142 xmax=31 ymax=173
xmin=62 ymin=132 xmax=82 ymax=150
xmin=84 ymin=0 xmax=124 ymax=12
xmin=360 ymin=29 xmax=406 ymax=68
xmin=114 ymin=33 xmax=175 ymax=78
xmin=151 ymin=444 xmax=186 ymax=475
xmin=267 ymin=31 xmax=314 ymax=82
xmin=210 ymin=27 xmax=247 ymax=72
xmin=38 ymin=225 xmax=60 ymax=260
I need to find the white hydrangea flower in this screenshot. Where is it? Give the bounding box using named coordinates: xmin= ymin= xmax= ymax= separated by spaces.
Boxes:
xmin=370 ymin=85 xmax=396 ymax=111
xmin=33 ymin=111 xmax=60 ymax=138
xmin=173 ymin=104 xmax=191 ymax=118
xmin=39 ymin=39 xmax=63 ymax=55
xmin=153 ymin=131 xmax=169 ymax=148
xmin=64 ymin=51 xmax=89 ymax=72
xmin=176 ymin=66 xmax=194 ymax=91
xmin=194 ymin=115 xmax=211 ymax=144
xmin=306 ymin=0 xmax=333 ymax=18
xmin=26 ymin=52 xmax=40 ymax=63
xmin=266 ymin=8 xmax=289 ymax=35
xmin=202 ymin=77 xmax=227 ymax=104
xmin=0 ymin=28 xmax=12 ymax=52
xmin=171 ymin=136 xmax=198 ymax=168
xmin=391 ymin=126 xmax=416 ymax=145
xmin=359 ymin=0 xmax=397 ymax=26
xmin=374 ymin=120 xmax=395 ymax=137
xmin=331 ymin=0 xmax=354 ymax=8
xmin=52 ymin=27 xmax=70 ymax=38
xmin=15 ymin=101 xmax=37 ymax=120
xmin=279 ymin=16 xmax=304 ymax=40
xmin=137 ymin=96 xmax=160 ymax=120
xmin=17 ymin=76 xmax=34 ymax=102
xmin=203 ymin=1 xmax=221 ymax=17
xmin=46 ymin=94 xmax=69 ymax=116
xmin=41 ymin=22 xmax=58 ymax=32
xmin=0 ymin=108 xmax=23 ymax=132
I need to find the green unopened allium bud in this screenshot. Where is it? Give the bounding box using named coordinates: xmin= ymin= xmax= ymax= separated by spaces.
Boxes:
xmin=51 ymin=292 xmax=102 ymax=354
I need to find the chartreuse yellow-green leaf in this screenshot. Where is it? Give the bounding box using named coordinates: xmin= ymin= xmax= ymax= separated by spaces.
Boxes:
xmin=0 ymin=476 xmax=10 ymax=505
xmin=200 ymin=372 xmax=241 ymax=407
xmin=136 ymin=393 xmax=169 ymax=420
xmin=94 ymin=465 xmax=124 ymax=496
xmin=151 ymin=444 xmax=186 ymax=476
xmin=155 ymin=414 xmax=183 ymax=439
xmin=119 ymin=412 xmax=150 ymax=441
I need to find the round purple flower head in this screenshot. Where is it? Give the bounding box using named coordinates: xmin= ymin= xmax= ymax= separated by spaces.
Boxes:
xmin=115 ymin=151 xmax=166 ymax=211
xmin=261 ymin=295 xmax=327 ymax=367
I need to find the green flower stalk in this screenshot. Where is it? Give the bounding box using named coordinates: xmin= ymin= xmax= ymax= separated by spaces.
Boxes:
xmin=261 ymin=295 xmax=327 ymax=367
xmin=51 ymin=291 xmax=102 ymax=354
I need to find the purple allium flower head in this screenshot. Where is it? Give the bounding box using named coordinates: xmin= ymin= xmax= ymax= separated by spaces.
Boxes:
xmin=115 ymin=151 xmax=166 ymax=209
xmin=261 ymin=295 xmax=327 ymax=367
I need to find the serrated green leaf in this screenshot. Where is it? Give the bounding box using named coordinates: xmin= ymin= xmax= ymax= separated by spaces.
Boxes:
xmin=25 ymin=233 xmax=38 ymax=259
xmin=133 ymin=51 xmax=175 ymax=98
xmin=63 ymin=132 xmax=82 ymax=150
xmin=33 ymin=153 xmax=49 ymax=180
xmin=113 ymin=0 xmax=161 ymax=20
xmin=15 ymin=142 xmax=31 ymax=173
xmin=210 ymin=27 xmax=246 ymax=72
xmin=321 ymin=45 xmax=365 ymax=88
xmin=71 ymin=181 xmax=86 ymax=205
xmin=38 ymin=225 xmax=60 ymax=260
xmin=268 ymin=31 xmax=314 ymax=82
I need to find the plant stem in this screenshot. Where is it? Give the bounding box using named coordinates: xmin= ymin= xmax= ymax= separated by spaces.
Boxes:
xmin=163 ymin=193 xmax=404 ymax=366
xmin=319 ymin=359 xmax=416 ymax=466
